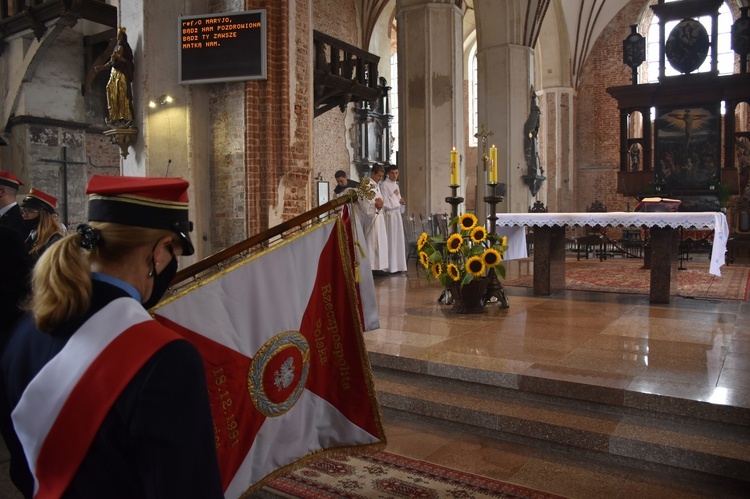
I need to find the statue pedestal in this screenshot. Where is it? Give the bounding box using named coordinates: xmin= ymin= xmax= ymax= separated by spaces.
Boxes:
xmin=104 ymin=127 xmax=138 ymax=159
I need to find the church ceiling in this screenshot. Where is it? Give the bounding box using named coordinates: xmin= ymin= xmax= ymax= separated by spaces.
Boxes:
xmin=359 ymin=0 xmax=634 ymax=85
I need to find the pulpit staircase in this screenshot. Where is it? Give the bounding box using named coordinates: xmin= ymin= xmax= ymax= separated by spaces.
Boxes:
xmin=313 ymin=30 xmax=386 ymax=118
xmin=0 ymin=0 xmax=115 ymax=46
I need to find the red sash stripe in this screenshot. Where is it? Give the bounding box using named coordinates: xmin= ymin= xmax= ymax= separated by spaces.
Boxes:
xmin=32 ymin=321 xmax=179 ymax=498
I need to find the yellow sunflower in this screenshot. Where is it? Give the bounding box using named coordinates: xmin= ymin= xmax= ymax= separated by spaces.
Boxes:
xmin=446 ymin=233 xmax=463 ymax=253
xmin=466 ymin=256 xmax=485 ymax=277
xmin=431 ymin=262 xmax=443 ymax=279
xmin=502 ymin=236 xmax=508 ymax=246
xmin=447 ymin=263 xmax=461 ymax=281
xmin=470 ymin=226 xmax=487 ymax=243
xmin=419 ymin=251 xmax=430 ymax=268
xmin=417 ymin=232 xmax=429 ymax=250
xmin=458 ymin=213 xmax=478 ymax=231
xmin=482 ymin=248 xmax=502 ymax=268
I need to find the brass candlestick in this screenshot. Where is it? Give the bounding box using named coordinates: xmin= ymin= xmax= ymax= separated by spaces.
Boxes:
xmin=483 ymin=182 xmax=509 ymax=308
xmin=476 ymin=125 xmax=509 ymax=308
xmin=445 ymin=184 xmax=464 ymax=232
xmin=439 ymin=184 xmax=464 ymax=305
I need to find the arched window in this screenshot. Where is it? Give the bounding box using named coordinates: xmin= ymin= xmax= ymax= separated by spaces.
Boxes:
xmin=389 ymin=49 xmax=399 ymax=165
xmin=468 ymin=44 xmax=478 ymax=147
xmin=646 ymin=1 xmax=734 ymax=82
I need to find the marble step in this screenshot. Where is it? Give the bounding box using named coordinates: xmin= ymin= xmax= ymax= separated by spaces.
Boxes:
xmin=371 ymin=365 xmax=750 ymax=482
xmin=368 ymin=351 xmax=750 ymax=428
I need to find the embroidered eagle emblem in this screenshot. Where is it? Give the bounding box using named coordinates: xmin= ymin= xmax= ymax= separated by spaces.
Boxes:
xmin=274 ymin=357 xmax=295 ymax=390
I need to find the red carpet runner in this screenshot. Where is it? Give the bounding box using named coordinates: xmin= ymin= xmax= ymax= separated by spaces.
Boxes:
xmin=503 ymin=260 xmax=750 ymax=300
xmin=264 ymin=451 xmax=563 ymax=498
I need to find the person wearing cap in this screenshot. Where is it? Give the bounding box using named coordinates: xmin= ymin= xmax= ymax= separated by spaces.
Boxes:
xmin=333 ymin=170 xmax=358 ymax=198
xmin=0 ymin=175 xmax=223 ymax=498
xmin=0 ymin=171 xmax=32 ymax=242
xmin=20 ymin=188 xmax=65 ymax=259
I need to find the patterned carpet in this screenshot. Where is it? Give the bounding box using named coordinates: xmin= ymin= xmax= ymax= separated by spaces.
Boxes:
xmin=502 ymin=259 xmax=750 ymax=301
xmin=263 ymin=451 xmax=562 ymax=498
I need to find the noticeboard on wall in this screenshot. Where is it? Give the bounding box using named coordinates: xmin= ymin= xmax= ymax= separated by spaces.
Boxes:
xmin=179 ymin=10 xmax=266 ymax=84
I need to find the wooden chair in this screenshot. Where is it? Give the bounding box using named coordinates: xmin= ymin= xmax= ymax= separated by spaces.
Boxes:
xmin=727 ymin=195 xmax=750 ymax=264
xmin=404 ymin=213 xmax=420 ymax=271
xmin=419 ymin=213 xmax=433 ymax=237
xmin=621 ymin=228 xmax=644 ymax=258
xmin=576 ymin=200 xmax=607 ymax=261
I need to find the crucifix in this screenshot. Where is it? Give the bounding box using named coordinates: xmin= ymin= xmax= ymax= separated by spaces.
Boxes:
xmin=40 ymin=147 xmax=86 ymax=226
xmin=474 ymin=124 xmax=494 ymax=177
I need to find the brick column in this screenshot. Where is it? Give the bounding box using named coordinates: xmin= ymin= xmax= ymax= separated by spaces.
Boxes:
xmin=245 ymin=0 xmax=313 ymax=235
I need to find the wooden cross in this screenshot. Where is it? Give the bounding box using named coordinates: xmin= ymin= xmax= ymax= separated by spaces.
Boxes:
xmin=40 ymin=147 xmax=86 ymax=226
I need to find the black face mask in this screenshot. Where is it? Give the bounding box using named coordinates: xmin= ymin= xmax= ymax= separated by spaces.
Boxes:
xmin=142 ymin=251 xmax=178 ymax=309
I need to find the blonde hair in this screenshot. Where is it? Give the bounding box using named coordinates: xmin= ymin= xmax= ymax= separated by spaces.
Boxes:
xmin=31 ymin=222 xmax=183 ymax=332
xmin=29 ymin=210 xmax=64 ymax=256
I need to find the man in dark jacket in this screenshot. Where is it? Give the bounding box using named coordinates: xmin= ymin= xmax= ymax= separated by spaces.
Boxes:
xmin=0 ymin=171 xmax=31 ymax=242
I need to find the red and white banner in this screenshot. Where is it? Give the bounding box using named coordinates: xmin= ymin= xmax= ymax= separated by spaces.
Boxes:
xmin=153 ymin=218 xmax=385 ymax=498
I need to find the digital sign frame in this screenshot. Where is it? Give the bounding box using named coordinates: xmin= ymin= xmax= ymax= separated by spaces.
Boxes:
xmin=179 ymin=9 xmax=267 ymax=85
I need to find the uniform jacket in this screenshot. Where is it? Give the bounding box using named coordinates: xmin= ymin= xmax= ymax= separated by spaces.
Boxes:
xmin=0 ymin=204 xmax=32 ymax=242
xmin=0 ymin=280 xmax=223 ymax=499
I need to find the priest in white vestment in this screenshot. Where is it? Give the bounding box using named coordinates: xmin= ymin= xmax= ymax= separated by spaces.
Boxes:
xmin=354 ymin=164 xmax=388 ymax=272
xmin=380 ymin=165 xmax=407 ymax=273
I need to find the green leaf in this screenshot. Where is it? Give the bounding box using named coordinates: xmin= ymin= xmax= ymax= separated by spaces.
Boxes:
xmin=468 ymin=245 xmax=484 ymax=257
xmin=461 ymin=272 xmax=473 ymax=286
xmin=438 ymin=273 xmax=448 ymax=287
xmin=428 ymin=251 xmax=443 ymax=264
xmin=496 ymin=264 xmax=506 ymax=279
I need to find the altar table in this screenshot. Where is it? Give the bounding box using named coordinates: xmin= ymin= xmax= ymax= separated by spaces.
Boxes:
xmin=495 ymin=212 xmax=729 ymax=303
xmin=494 ymin=225 xmax=528 ymax=260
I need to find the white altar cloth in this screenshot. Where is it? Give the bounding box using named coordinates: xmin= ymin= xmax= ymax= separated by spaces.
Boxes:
xmin=494 ymin=225 xmax=528 ymax=260
xmin=495 ymin=212 xmax=729 ymax=276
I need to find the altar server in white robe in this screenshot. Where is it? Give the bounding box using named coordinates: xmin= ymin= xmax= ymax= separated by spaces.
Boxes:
xmin=355 ymin=163 xmax=388 ymax=272
xmin=381 ymin=165 xmax=407 ymax=273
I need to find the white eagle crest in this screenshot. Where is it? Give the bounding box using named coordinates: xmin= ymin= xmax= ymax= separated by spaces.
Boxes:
xmin=274 ymin=357 xmax=295 ymax=390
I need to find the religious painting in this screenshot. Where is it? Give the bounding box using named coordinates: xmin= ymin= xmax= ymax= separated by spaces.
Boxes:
xmin=655 ymin=104 xmax=721 ymax=192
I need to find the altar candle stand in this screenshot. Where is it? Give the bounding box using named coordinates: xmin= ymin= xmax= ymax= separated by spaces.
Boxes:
xmin=475 ymin=125 xmax=509 ymax=308
xmin=483 ymin=182 xmax=509 ymax=308
xmin=439 ymin=184 xmax=465 ymax=305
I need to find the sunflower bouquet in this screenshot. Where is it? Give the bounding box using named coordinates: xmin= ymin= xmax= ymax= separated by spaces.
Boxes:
xmin=417 ymin=213 xmax=508 ymax=289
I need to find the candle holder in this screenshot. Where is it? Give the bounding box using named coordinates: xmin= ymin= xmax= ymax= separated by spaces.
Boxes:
xmin=439 ymin=184 xmax=465 ymax=305
xmin=445 ymin=184 xmax=464 ymax=232
xmin=483 ymin=182 xmax=509 ymax=308
xmin=474 ymin=125 xmax=509 ymax=308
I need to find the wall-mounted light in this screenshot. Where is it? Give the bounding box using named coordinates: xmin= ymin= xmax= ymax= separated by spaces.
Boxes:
xmin=148 ymin=94 xmax=174 ymax=108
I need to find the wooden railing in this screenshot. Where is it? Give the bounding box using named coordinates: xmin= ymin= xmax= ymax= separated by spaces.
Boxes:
xmin=0 ymin=0 xmax=115 ymax=46
xmin=313 ymin=30 xmax=384 ymax=117
xmin=170 ymin=193 xmax=358 ymax=293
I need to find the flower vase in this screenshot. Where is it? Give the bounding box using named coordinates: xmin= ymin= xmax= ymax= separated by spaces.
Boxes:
xmin=448 ymin=277 xmax=489 ymax=314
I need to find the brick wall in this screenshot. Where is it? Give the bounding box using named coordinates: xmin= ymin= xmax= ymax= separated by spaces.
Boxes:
xmin=312 ymin=0 xmax=358 ymax=192
xmin=12 ymin=124 xmax=118 ymax=229
xmin=244 ymin=0 xmax=314 ymax=235
xmin=575 ymin=0 xmax=647 ymax=214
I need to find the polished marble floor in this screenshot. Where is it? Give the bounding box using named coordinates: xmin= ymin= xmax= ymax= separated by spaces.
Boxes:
xmin=1 ymin=254 xmax=747 ymax=498
xmin=369 ymin=253 xmax=750 ymax=498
